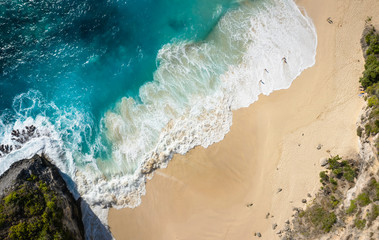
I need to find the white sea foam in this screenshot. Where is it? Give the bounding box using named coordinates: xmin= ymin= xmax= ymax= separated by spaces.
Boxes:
xmin=0 ymin=0 xmax=317 ymax=236
xmin=95 ymin=0 xmax=317 ymax=208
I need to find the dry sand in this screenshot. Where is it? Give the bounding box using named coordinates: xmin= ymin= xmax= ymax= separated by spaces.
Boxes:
xmin=108 ymin=0 xmax=379 ymax=239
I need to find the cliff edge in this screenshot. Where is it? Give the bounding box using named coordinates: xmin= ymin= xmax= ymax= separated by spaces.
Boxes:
xmin=0 ymin=154 xmax=84 ymax=240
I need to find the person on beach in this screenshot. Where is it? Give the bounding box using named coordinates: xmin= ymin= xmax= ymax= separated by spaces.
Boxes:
xmin=264 ymin=68 xmax=269 ymax=73
xmin=259 ymin=80 xmax=265 ymax=84
xmin=282 ymin=57 xmax=287 ymax=64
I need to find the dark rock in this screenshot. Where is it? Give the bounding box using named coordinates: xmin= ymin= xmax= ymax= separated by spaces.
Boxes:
xmin=307 ymin=193 xmax=312 ymax=198
xmin=317 ymin=144 xmax=322 ymax=150
xmin=302 ymin=199 xmax=307 ymax=203
xmin=257 ymin=232 xmax=262 ymax=237
xmin=277 ymin=188 xmax=283 ymax=193
xmin=272 ymin=223 xmax=278 ymax=230
xmin=0 ymin=154 xmax=84 ymax=240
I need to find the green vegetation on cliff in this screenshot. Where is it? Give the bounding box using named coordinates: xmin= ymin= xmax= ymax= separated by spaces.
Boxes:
xmin=288 ymin=155 xmax=379 ymax=239
xmin=360 ymin=27 xmax=379 ymax=153
xmin=0 ymin=174 xmax=72 ymax=240
xmin=292 ymin=156 xmax=358 ymax=238
xmin=360 ymin=28 xmax=379 ymax=88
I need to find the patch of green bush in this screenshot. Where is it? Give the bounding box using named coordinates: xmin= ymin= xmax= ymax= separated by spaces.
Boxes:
xmin=365 ymin=124 xmax=372 ymax=136
xmin=368 ymin=95 xmax=379 ymax=107
xmin=357 ymin=192 xmax=371 ymax=207
xmin=367 ymin=178 xmax=379 ymax=201
xmin=327 ymin=156 xmax=342 ymax=170
xmin=324 ymin=156 xmax=357 ymax=183
xmin=354 ymin=218 xmax=367 ymax=230
xmin=343 ymin=165 xmax=356 ymax=182
xmin=319 ymin=171 xmax=329 ymax=183
xmin=361 ymin=54 xmax=379 ymax=89
xmin=0 ymin=174 xmax=68 ymax=240
xmin=346 ymin=200 xmax=357 ymax=214
xmin=365 ymin=29 xmax=379 ymax=55
xmin=330 ymin=195 xmax=340 ymax=208
xmin=360 ymin=28 xmax=379 ymax=88
xmin=308 ymin=205 xmax=337 ymax=233
xmin=368 ymin=204 xmax=379 ymax=223
xmin=330 ymin=177 xmax=338 ymax=186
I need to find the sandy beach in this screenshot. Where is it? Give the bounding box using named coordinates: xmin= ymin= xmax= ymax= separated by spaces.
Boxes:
xmin=108 ymin=0 xmax=379 ymax=239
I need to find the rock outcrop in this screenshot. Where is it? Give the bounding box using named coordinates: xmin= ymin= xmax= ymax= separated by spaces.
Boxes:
xmin=0 ymin=154 xmax=84 ymax=240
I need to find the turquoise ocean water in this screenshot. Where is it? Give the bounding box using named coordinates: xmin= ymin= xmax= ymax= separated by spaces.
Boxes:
xmin=0 ymin=0 xmax=237 ymax=158
xmin=0 ymin=0 xmax=317 ymax=229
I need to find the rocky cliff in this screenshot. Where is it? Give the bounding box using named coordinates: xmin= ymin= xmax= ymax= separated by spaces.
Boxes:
xmin=0 ymin=154 xmax=84 ymax=240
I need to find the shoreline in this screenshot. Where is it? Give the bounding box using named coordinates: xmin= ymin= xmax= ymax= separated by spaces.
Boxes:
xmin=108 ymin=0 xmax=379 ymax=239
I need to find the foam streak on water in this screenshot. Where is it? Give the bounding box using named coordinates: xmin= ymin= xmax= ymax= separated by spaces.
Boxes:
xmin=0 ymin=0 xmax=317 ymax=228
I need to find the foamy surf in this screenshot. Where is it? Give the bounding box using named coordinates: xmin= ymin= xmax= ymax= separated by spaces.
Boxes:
xmin=99 ymin=0 xmax=317 ymax=208
xmin=0 ymin=0 xmax=317 ymax=236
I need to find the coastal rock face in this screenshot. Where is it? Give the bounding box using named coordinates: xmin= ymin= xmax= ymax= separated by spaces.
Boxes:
xmin=0 ymin=155 xmax=84 ymax=239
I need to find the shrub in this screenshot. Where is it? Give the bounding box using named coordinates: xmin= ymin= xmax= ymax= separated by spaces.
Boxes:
xmin=332 ymin=168 xmax=343 ymax=178
xmin=371 ymin=125 xmax=379 ymax=135
xmin=354 ymin=219 xmax=366 ymax=230
xmin=365 ymin=124 xmax=372 ymax=136
xmin=368 ymin=178 xmax=379 ymax=201
xmin=4 ymin=192 xmax=19 ymax=205
xmin=343 ymin=165 xmax=356 ymax=182
xmin=319 ymin=171 xmax=329 ymax=183
xmin=360 ymin=55 xmax=379 ymax=88
xmin=327 ymin=156 xmax=342 ymax=170
xmin=330 ymin=195 xmax=340 ymax=208
xmin=357 ymin=192 xmax=371 ymax=206
xmin=308 ymin=206 xmax=337 ymax=233
xmin=368 ymin=204 xmax=379 ymax=223
xmin=346 ymin=200 xmax=357 ymax=214
xmin=330 ymin=177 xmax=338 ymax=186
xmin=9 ymin=222 xmax=28 ymax=239
xmin=322 ymin=212 xmax=337 ymax=232
xmin=368 ymin=95 xmax=379 ymax=107
xmin=366 ymin=32 xmax=379 ymax=55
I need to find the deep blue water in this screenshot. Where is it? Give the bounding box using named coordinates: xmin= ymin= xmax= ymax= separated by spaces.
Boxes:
xmin=0 ymin=0 xmax=238 ymax=156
